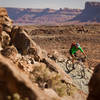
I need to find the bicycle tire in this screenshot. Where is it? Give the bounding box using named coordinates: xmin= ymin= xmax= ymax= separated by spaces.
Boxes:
xmin=65 ymin=59 xmax=74 ymax=73
xmin=74 ymin=61 xmax=85 ymax=78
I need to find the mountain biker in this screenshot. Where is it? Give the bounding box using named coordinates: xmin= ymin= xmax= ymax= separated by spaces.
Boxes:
xmin=69 ymin=42 xmax=87 ymax=63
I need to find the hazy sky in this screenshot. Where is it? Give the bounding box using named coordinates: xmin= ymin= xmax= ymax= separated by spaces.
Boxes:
xmin=0 ymin=0 xmax=100 ymax=9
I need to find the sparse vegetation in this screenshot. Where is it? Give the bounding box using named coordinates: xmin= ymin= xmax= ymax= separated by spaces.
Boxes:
xmin=30 ymin=63 xmax=76 ymax=97
xmin=7 ymin=93 xmax=29 ymax=100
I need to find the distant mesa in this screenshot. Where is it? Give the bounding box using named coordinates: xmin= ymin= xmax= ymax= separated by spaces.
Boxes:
xmin=85 ymin=1 xmax=100 ymax=9
xmin=6 ymin=7 xmax=82 ymax=25
xmin=6 ymin=1 xmax=100 ymax=25
xmin=71 ymin=2 xmax=100 ymax=22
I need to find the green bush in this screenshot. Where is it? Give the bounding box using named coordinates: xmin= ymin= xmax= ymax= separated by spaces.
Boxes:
xmin=30 ymin=63 xmax=76 ymax=97
xmin=7 ymin=93 xmax=29 ymax=100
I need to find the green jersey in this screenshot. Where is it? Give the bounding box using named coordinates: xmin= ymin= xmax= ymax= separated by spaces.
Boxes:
xmin=71 ymin=46 xmax=83 ymax=55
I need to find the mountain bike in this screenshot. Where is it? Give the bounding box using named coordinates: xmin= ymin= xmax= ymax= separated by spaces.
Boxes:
xmin=65 ymin=56 xmax=86 ymax=78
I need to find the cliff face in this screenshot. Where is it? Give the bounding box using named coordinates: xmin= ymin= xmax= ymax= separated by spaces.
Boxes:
xmin=85 ymin=2 xmax=100 ymax=9
xmin=72 ymin=2 xmax=100 ymax=22
xmin=6 ymin=7 xmax=81 ymax=25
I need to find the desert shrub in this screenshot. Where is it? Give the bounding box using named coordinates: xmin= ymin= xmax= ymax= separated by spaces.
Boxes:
xmin=7 ymin=93 xmax=29 ymax=100
xmin=31 ymin=63 xmax=51 ymax=88
xmin=50 ymin=74 xmax=67 ymax=97
xmin=30 ymin=63 xmax=76 ymax=97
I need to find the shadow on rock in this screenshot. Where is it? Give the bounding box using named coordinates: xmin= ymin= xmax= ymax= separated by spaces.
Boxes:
xmin=87 ymin=64 xmax=100 ymax=100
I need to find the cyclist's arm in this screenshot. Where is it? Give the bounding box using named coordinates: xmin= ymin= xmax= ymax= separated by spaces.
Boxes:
xmin=79 ymin=47 xmax=86 ymax=57
xmin=83 ymin=52 xmax=87 ymax=57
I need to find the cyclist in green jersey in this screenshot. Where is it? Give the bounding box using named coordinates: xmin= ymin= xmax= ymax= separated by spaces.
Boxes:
xmin=69 ymin=42 xmax=86 ymax=63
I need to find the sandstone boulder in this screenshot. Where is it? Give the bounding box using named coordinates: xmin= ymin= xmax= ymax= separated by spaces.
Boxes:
xmin=3 ymin=16 xmax=13 ymax=33
xmin=11 ymin=26 xmax=47 ymax=61
xmin=0 ymin=54 xmax=52 ymax=100
xmin=1 ymin=45 xmax=18 ymax=59
xmin=0 ymin=8 xmax=8 ymax=16
xmin=0 ymin=8 xmax=13 ymax=33
xmin=0 ymin=31 xmax=11 ymax=48
xmin=0 ymin=25 xmax=3 ymax=50
xmin=0 ymin=24 xmax=3 ymax=33
xmin=87 ymin=64 xmax=100 ymax=100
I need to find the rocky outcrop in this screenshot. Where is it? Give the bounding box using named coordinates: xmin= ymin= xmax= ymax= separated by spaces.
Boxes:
xmin=0 ymin=8 xmax=13 ymax=33
xmin=1 ymin=45 xmax=18 ymax=60
xmin=0 ymin=31 xmax=11 ymax=48
xmin=72 ymin=2 xmax=100 ymax=22
xmin=0 ymin=8 xmax=13 ymax=53
xmin=0 ymin=8 xmax=8 ymax=16
xmin=0 ymin=55 xmax=52 ymax=100
xmin=87 ymin=64 xmax=100 ymax=100
xmin=11 ymin=26 xmax=47 ymax=61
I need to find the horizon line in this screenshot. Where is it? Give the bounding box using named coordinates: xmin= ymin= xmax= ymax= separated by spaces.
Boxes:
xmin=1 ymin=6 xmax=83 ymax=10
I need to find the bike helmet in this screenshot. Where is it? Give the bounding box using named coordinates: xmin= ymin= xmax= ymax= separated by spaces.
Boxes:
xmin=76 ymin=43 xmax=80 ymax=48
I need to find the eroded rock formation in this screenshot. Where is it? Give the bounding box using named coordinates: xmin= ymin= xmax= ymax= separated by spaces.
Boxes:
xmin=72 ymin=2 xmax=100 ymax=22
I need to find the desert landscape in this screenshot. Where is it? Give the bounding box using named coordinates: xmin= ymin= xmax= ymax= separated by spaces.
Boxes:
xmin=24 ymin=24 xmax=100 ymax=68
xmin=0 ymin=1 xmax=100 ymax=100
xmin=6 ymin=2 xmax=100 ymax=25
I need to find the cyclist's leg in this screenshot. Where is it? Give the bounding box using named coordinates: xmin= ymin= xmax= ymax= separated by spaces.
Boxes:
xmin=74 ymin=52 xmax=77 ymax=57
xmin=69 ymin=49 xmax=73 ymax=63
xmin=72 ymin=54 xmax=77 ymax=69
xmin=68 ymin=50 xmax=75 ymax=69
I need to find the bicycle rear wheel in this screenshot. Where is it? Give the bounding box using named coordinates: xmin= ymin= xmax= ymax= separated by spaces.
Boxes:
xmin=65 ymin=59 xmax=74 ymax=73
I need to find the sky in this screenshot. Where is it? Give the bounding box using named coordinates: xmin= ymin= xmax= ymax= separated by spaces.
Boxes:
xmin=0 ymin=0 xmax=100 ymax=9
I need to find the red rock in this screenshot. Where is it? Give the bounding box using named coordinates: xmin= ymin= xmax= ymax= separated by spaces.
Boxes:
xmin=11 ymin=26 xmax=47 ymax=61
xmin=87 ymin=64 xmax=100 ymax=100
xmin=0 ymin=54 xmax=52 ymax=100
